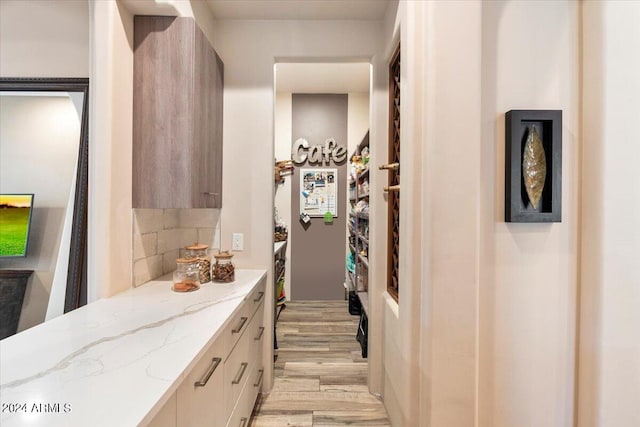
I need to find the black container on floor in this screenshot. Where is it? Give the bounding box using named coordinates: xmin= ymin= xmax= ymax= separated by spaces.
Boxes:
xmin=356 ymin=311 xmax=368 ymax=358
xmin=348 ymin=290 xmax=362 ymax=315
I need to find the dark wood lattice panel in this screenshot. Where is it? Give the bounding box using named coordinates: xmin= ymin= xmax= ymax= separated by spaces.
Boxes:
xmin=387 ymin=43 xmax=401 ymax=301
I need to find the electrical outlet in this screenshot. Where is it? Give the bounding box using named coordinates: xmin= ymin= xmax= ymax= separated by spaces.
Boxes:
xmin=232 ymin=233 xmax=244 ymax=251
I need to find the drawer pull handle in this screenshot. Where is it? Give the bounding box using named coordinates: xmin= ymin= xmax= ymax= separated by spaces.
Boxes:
xmin=240 ymin=418 xmax=248 ymax=427
xmin=253 ymin=291 xmax=265 ymax=303
xmin=254 ymin=326 xmax=265 ymax=341
xmin=254 ymin=369 xmax=264 ymax=387
xmin=232 ymin=317 xmax=248 ymax=334
xmin=194 ymin=357 xmax=221 ymax=387
xmin=232 ymin=362 xmax=249 ymax=384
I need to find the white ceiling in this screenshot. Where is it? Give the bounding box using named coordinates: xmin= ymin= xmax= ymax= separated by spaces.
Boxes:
xmin=119 ymin=0 xmax=183 ymax=16
xmin=120 ymin=0 xmax=390 ymax=21
xmin=275 ymin=63 xmax=370 ymax=93
xmin=206 ymin=0 xmax=390 ymax=20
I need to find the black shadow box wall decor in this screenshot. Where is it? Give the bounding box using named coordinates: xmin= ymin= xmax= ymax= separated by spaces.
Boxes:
xmin=505 ymin=110 xmax=562 ymax=222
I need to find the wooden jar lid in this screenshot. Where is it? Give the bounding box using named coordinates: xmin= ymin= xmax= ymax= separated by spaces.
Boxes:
xmin=185 ymin=242 xmax=209 ymax=250
xmin=176 ymin=257 xmax=197 ymax=264
xmin=214 ymin=250 xmax=234 ymax=260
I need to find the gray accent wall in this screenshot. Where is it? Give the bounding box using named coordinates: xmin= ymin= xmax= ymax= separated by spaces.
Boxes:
xmin=291 ymin=94 xmax=348 ymax=300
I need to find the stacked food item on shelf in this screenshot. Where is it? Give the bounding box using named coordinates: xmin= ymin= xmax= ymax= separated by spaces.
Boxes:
xmin=354 ymin=200 xmax=369 ymax=215
xmin=349 ymin=183 xmax=357 ymax=200
xmin=358 ymin=179 xmax=369 ymax=197
xmin=350 ymin=148 xmax=370 ymax=177
xmin=347 ymin=132 xmax=370 ymax=357
xmin=274 ymin=208 xmax=288 ymax=242
xmin=346 ymin=133 xmax=371 ymax=297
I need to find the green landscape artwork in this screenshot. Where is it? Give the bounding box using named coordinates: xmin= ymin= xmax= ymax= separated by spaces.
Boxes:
xmin=0 ymin=194 xmax=33 ymax=257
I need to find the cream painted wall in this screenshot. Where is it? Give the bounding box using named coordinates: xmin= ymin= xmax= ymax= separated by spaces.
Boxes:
xmin=213 ymin=18 xmax=382 ymax=392
xmin=348 ymin=93 xmax=370 ymax=154
xmin=89 ymin=0 xmax=134 ymax=300
xmin=579 ymin=2 xmax=640 ymax=426
xmin=274 ymin=92 xmax=293 ymax=300
xmin=274 ymin=91 xmax=369 ymax=300
xmin=367 ymin=1 xmax=399 ymax=411
xmin=386 ymin=1 xmax=583 ymax=426
xmin=478 ymin=2 xmax=580 ymax=426
xmin=419 ymin=1 xmax=482 ymax=425
xmin=0 ymin=0 xmax=89 ymax=77
xmin=375 ymin=1 xmax=426 ymax=425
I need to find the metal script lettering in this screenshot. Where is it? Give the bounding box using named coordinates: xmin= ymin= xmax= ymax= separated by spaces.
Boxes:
xmin=292 ymin=138 xmax=309 ymax=163
xmin=292 ymin=137 xmax=348 ymax=165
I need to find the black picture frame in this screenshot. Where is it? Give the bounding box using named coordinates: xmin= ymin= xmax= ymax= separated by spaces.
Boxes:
xmin=505 ymin=110 xmax=562 ymax=223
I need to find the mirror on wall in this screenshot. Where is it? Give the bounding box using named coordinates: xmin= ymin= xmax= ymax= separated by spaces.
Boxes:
xmin=0 ymin=78 xmax=88 ymax=339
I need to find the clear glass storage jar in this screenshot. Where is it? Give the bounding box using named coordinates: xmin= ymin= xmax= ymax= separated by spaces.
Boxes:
xmin=184 ymin=243 xmax=211 ymax=284
xmin=212 ymin=251 xmax=235 ymax=283
xmin=172 ymin=258 xmax=200 ymax=292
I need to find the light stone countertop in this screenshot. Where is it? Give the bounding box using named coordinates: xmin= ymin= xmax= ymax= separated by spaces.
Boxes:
xmin=0 ymin=269 xmax=267 ymax=427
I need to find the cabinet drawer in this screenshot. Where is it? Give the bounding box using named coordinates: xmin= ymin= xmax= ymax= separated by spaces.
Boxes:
xmin=225 ymin=364 xmax=262 ymax=427
xmin=176 ymin=337 xmax=225 ymax=427
xmin=247 ymin=277 xmax=266 ymax=318
xmin=223 ymin=322 xmax=252 ymax=419
xmin=223 ymin=279 xmax=266 ymax=359
xmin=249 ymin=364 xmax=265 ymax=399
xmin=225 ymin=391 xmax=251 ymax=427
xmin=223 ymin=302 xmax=264 ymax=419
xmin=223 ymin=301 xmax=252 ymax=360
xmin=148 ymin=392 xmax=176 ymax=427
xmin=247 ymin=302 xmax=265 ymax=368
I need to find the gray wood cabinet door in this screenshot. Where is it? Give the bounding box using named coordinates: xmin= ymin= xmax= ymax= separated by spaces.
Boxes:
xmin=133 ymin=16 xmax=223 ymax=208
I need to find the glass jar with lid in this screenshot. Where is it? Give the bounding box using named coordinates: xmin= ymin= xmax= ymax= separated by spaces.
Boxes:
xmin=212 ymin=251 xmax=235 ymax=283
xmin=172 ymin=258 xmax=200 ymax=292
xmin=184 ymin=243 xmax=211 ymax=284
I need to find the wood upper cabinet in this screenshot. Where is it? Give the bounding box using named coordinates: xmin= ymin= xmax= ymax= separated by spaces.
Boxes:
xmin=133 ymin=16 xmax=223 ymax=208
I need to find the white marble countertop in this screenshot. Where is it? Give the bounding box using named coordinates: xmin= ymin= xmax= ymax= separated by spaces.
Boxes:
xmin=0 ymin=269 xmax=266 ymax=427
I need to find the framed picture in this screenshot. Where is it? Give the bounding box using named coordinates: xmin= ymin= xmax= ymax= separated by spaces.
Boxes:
xmin=300 ymin=168 xmax=338 ymax=217
xmin=505 ymin=110 xmax=562 ymax=222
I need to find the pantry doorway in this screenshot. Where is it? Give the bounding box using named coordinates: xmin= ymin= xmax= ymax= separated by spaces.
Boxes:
xmin=273 ymin=62 xmax=371 ymax=303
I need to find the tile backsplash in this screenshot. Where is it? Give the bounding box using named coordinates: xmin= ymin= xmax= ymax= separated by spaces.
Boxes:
xmin=132 ymin=209 xmax=221 ymax=287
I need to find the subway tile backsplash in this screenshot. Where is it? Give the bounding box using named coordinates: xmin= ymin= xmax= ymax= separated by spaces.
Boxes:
xmin=132 ymin=208 xmax=221 ymax=287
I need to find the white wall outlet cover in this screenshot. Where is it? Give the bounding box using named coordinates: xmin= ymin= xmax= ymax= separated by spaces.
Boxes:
xmin=232 ymin=233 xmax=244 ymax=251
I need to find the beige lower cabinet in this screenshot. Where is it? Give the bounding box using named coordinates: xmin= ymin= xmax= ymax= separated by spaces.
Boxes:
xmin=225 ymin=302 xmax=265 ymax=427
xmin=176 ymin=337 xmax=225 ymax=426
xmin=148 ymin=392 xmax=177 ymax=427
xmin=148 ymin=279 xmax=265 ymax=427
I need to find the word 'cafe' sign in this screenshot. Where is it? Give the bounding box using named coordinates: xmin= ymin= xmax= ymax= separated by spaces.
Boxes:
xmin=292 ymin=138 xmax=347 ymax=165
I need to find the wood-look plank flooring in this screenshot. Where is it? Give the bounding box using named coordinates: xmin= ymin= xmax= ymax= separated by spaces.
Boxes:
xmin=249 ymin=301 xmax=390 ymax=427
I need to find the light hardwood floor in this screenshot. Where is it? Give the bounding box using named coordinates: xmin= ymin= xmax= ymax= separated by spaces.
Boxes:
xmin=249 ymin=301 xmax=390 ymax=427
